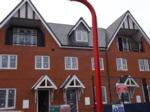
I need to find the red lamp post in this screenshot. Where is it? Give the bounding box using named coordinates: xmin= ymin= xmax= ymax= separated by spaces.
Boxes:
xmin=70 ymin=0 xmax=103 ymax=112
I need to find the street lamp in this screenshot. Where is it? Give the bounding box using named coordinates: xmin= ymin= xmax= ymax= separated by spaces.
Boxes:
xmin=69 ymin=0 xmax=103 ymax=112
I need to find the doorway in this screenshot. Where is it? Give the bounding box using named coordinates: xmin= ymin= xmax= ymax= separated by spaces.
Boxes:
xmin=66 ymin=88 xmax=78 ymax=112
xmin=38 ymin=90 xmax=49 ymax=112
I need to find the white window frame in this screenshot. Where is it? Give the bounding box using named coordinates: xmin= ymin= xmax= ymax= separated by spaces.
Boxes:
xmin=91 ymin=57 xmax=104 ymax=71
xmin=102 ymin=86 xmax=107 ymax=104
xmin=0 ymin=55 xmax=17 ymax=69
xmin=75 ymin=30 xmax=88 ymax=42
xmin=138 ymin=59 xmax=150 ymax=71
xmin=65 ymin=57 xmax=78 ymax=70
xmin=0 ymin=88 xmax=16 ymax=110
xmin=116 ymin=58 xmax=128 ymax=71
xmin=35 ymin=56 xmax=50 ymax=70
xmin=13 ymin=28 xmax=37 ymax=46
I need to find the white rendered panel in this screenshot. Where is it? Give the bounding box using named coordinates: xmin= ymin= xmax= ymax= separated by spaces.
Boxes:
xmin=20 ymin=4 xmax=26 ymax=18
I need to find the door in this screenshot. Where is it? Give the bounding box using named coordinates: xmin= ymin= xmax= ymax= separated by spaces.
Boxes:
xmin=66 ymin=89 xmax=77 ymax=112
xmin=142 ymin=78 xmax=149 ymax=102
xmin=38 ymin=90 xmax=49 ymax=112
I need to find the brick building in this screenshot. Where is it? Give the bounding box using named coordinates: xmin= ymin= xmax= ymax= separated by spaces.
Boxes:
xmin=0 ymin=0 xmax=150 ymax=112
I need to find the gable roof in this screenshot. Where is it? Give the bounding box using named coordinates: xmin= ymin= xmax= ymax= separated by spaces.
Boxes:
xmin=106 ymin=11 xmax=150 ymax=49
xmin=0 ymin=1 xmax=149 ymax=50
xmin=68 ymin=17 xmax=91 ymax=36
xmin=0 ymin=0 xmax=61 ymax=47
xmin=32 ymin=75 xmax=57 ymax=90
xmin=60 ymin=75 xmax=85 ymax=89
xmin=118 ymin=75 xmax=139 ymax=87
xmin=48 ymin=22 xmax=107 ymax=48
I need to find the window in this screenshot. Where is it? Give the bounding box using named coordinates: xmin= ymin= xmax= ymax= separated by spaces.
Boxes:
xmin=35 ymin=56 xmax=50 ymax=69
xmin=75 ymin=30 xmax=88 ymax=42
xmin=116 ymin=58 xmax=128 ymax=71
xmin=13 ymin=28 xmax=37 ymax=45
xmin=0 ymin=55 xmax=17 ymax=69
xmin=118 ymin=37 xmax=143 ymax=52
xmin=138 ymin=59 xmax=150 ymax=71
xmin=91 ymin=57 xmax=104 ymax=71
xmin=147 ymin=86 xmax=150 ymax=101
xmin=65 ymin=57 xmax=78 ymax=70
xmin=120 ymin=93 xmax=130 ymax=103
xmin=102 ymin=86 xmax=107 ymax=104
xmin=0 ymin=89 xmax=16 ymax=110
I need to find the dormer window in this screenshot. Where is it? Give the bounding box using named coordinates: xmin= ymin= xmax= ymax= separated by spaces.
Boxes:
xmin=75 ymin=30 xmax=88 ymax=42
xmin=13 ymin=28 xmax=37 ymax=46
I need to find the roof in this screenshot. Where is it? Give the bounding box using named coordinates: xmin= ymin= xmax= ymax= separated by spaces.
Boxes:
xmin=106 ymin=11 xmax=127 ymax=45
xmin=48 ymin=22 xmax=107 ymax=48
xmin=0 ymin=0 xmax=149 ymax=49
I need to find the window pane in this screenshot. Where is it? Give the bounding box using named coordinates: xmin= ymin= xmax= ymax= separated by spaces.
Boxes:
xmin=116 ymin=58 xmax=122 ymax=70
xmin=13 ymin=28 xmax=37 ymax=45
xmin=43 ymin=56 xmax=49 ymax=68
xmin=0 ymin=90 xmax=6 ymax=108
xmin=102 ymin=87 xmax=106 ymax=103
xmin=144 ymin=60 xmax=149 ymax=71
xmin=36 ymin=56 xmax=42 ymax=68
xmin=10 ymin=56 xmax=16 ymax=68
xmin=2 ymin=56 xmax=8 ymax=68
xmin=123 ymin=93 xmax=130 ymax=102
xmin=72 ymin=58 xmax=77 ymax=69
xmin=8 ymin=90 xmax=15 ymax=107
xmin=65 ymin=57 xmax=71 ymax=69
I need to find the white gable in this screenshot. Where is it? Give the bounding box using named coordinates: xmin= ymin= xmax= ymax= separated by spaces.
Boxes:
xmin=64 ymin=75 xmax=85 ymax=89
xmin=0 ymin=0 xmax=61 ymax=46
xmin=13 ymin=1 xmax=39 ymax=20
xmin=120 ymin=15 xmax=138 ymax=30
xmin=32 ymin=75 xmax=57 ymax=90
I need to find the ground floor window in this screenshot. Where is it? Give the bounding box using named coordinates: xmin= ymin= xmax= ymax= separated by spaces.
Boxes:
xmin=0 ymin=88 xmax=16 ymax=109
xmin=102 ymin=86 xmax=107 ymax=104
xmin=147 ymin=86 xmax=150 ymax=101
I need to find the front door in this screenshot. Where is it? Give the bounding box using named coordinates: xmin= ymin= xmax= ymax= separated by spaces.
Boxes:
xmin=38 ymin=90 xmax=49 ymax=112
xmin=66 ymin=89 xmax=77 ymax=112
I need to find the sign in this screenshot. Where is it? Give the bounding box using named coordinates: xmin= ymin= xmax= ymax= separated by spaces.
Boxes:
xmin=22 ymin=100 xmax=29 ymax=109
xmin=85 ymin=97 xmax=90 ymax=105
xmin=50 ymin=105 xmax=60 ymax=112
xmin=112 ymin=104 xmax=125 ymax=112
xmin=116 ymin=83 xmax=128 ymax=94
xmin=60 ymin=105 xmax=71 ymax=112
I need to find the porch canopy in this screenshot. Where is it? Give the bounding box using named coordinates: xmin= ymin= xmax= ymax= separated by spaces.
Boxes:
xmin=60 ymin=75 xmax=85 ymax=102
xmin=32 ymin=75 xmax=57 ymax=102
xmin=116 ymin=75 xmax=139 ymax=97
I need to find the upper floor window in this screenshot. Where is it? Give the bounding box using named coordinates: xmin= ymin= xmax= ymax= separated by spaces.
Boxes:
xmin=0 ymin=55 xmax=17 ymax=69
xmin=118 ymin=37 xmax=143 ymax=52
xmin=91 ymin=57 xmax=104 ymax=71
xmin=75 ymin=30 xmax=88 ymax=42
xmin=138 ymin=59 xmax=149 ymax=71
xmin=13 ymin=28 xmax=37 ymax=46
xmin=0 ymin=88 xmax=16 ymax=110
xmin=116 ymin=58 xmax=128 ymax=71
xmin=35 ymin=56 xmax=50 ymax=70
xmin=65 ymin=57 xmax=78 ymax=70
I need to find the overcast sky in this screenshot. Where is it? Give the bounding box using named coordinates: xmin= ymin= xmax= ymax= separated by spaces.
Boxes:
xmin=0 ymin=0 xmax=150 ymax=37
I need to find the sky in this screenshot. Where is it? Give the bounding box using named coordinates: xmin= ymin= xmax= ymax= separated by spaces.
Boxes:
xmin=0 ymin=0 xmax=150 ymax=37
